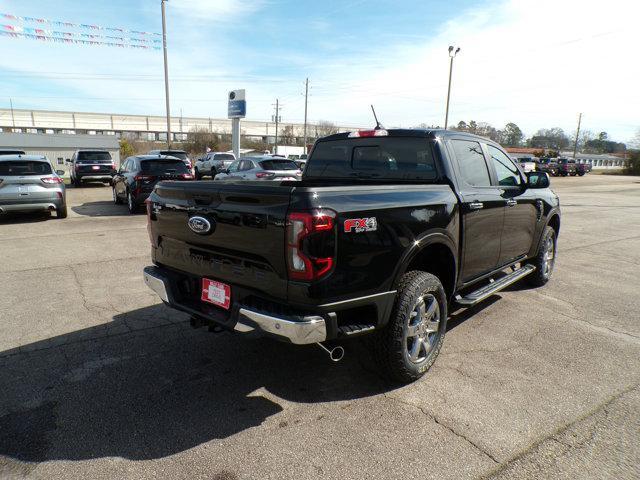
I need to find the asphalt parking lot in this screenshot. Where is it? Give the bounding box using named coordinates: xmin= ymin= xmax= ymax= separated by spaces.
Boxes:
xmin=1 ymin=175 xmax=639 ymax=479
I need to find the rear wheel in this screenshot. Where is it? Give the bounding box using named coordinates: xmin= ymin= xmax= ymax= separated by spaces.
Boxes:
xmin=73 ymin=176 xmax=81 ymax=187
xmin=127 ymin=190 xmax=137 ymax=214
xmin=373 ymin=271 xmax=447 ymax=383
xmin=195 ymin=168 xmax=202 ymax=180
xmin=527 ymin=226 xmax=556 ymax=287
xmin=56 ymin=204 xmax=68 ymax=219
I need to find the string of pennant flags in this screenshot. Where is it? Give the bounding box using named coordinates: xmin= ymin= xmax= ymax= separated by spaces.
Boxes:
xmin=1 ymin=12 xmax=161 ymax=37
xmin=1 ymin=24 xmax=161 ymax=44
xmin=0 ymin=30 xmax=161 ymax=50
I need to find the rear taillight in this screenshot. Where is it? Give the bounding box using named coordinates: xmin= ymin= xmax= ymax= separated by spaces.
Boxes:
xmin=348 ymin=129 xmax=388 ymax=138
xmin=181 ymin=173 xmax=194 ymax=180
xmin=134 ymin=175 xmax=156 ymax=183
xmin=145 ymin=199 xmax=157 ymax=248
xmin=41 ymin=177 xmax=64 ymax=184
xmin=286 ymin=209 xmax=336 ymax=281
xmin=255 ymin=172 xmax=276 ymax=179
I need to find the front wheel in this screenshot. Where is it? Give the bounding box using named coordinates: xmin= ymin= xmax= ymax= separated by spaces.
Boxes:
xmin=113 ymin=187 xmax=122 ymax=205
xmin=526 ymin=226 xmax=556 ymax=287
xmin=373 ymin=271 xmax=447 ymax=383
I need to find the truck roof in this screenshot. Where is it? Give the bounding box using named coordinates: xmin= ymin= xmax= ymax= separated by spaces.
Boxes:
xmin=318 ymin=128 xmax=494 ymax=143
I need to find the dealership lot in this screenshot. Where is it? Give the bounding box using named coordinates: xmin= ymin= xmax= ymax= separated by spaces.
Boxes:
xmin=1 ymin=176 xmax=639 ymax=479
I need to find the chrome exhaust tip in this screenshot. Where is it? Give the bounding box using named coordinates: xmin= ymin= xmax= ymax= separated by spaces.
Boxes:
xmin=316 ymin=342 xmax=344 ymax=362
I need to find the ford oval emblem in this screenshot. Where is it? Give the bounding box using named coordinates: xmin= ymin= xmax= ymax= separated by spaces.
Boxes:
xmin=188 ymin=216 xmax=212 ymax=235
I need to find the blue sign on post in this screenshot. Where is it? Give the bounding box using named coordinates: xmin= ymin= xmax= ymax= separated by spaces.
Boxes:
xmin=228 ymin=99 xmax=246 ymax=118
xmin=228 ymin=89 xmax=246 ymax=119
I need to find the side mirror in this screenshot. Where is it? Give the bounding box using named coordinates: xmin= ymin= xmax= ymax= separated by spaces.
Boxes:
xmin=526 ymin=171 xmax=550 ymax=189
xmin=55 ymin=170 xmax=65 ymax=176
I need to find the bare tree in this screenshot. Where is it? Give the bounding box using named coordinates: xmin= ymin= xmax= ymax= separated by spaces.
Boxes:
xmin=315 ymin=121 xmax=339 ymax=138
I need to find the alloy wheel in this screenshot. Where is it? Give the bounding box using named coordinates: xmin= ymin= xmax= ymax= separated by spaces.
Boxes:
xmin=405 ymin=294 xmax=441 ymax=364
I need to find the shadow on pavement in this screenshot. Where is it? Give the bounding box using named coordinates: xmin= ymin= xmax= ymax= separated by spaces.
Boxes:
xmin=0 ymin=211 xmax=53 ymax=225
xmin=71 ymin=201 xmax=132 ymax=217
xmin=0 ymin=304 xmax=388 ymax=463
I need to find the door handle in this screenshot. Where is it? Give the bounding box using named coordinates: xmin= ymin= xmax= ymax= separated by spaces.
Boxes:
xmin=468 ymin=202 xmax=484 ymax=210
xmin=506 ymin=199 xmax=517 ymax=207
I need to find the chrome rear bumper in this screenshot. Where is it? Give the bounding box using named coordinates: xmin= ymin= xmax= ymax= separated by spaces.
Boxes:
xmin=143 ymin=266 xmax=327 ymax=344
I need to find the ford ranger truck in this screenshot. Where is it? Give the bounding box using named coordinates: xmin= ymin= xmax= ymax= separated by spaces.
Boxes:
xmin=143 ymin=129 xmax=560 ymax=383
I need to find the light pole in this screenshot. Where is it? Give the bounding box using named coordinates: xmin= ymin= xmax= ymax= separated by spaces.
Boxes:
xmin=444 ymin=45 xmax=460 ymax=130
xmin=161 ymin=0 xmax=171 ymax=147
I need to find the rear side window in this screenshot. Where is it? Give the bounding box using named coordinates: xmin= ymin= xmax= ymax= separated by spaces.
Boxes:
xmin=260 ymin=160 xmax=299 ymax=170
xmin=141 ymin=160 xmax=189 ymax=173
xmin=306 ymin=137 xmax=437 ymax=180
xmin=0 ymin=161 xmax=52 ymax=176
xmin=451 ymin=140 xmax=491 ymax=187
xmin=77 ymin=151 xmax=112 ymax=162
xmin=488 ymin=145 xmax=521 ymax=186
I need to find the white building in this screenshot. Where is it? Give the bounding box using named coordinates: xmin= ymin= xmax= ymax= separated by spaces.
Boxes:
xmin=0 ymin=131 xmax=120 ymax=174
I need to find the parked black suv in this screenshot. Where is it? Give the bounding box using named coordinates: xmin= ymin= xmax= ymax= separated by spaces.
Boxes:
xmin=69 ymin=150 xmax=116 ymax=187
xmin=112 ymin=155 xmax=194 ymax=213
xmin=143 ymin=129 xmax=560 ymax=383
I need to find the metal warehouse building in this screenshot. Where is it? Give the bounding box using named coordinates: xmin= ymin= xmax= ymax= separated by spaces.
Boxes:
xmin=0 ymin=132 xmax=120 ymax=175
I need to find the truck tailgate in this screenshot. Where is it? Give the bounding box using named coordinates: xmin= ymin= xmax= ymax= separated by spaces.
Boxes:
xmin=149 ymin=181 xmax=294 ymax=301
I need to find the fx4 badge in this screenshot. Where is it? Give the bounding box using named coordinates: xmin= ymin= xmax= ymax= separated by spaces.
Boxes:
xmin=344 ymin=217 xmax=377 ymax=233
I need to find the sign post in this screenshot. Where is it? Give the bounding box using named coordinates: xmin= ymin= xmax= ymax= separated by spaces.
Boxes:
xmin=228 ymin=89 xmax=246 ymax=159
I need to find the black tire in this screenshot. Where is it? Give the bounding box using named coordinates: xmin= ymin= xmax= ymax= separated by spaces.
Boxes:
xmin=195 ymin=168 xmax=202 ymax=180
xmin=526 ymin=225 xmax=556 ymax=287
xmin=73 ymin=177 xmax=81 ymax=188
xmin=56 ymin=204 xmax=68 ymax=219
xmin=127 ymin=190 xmax=137 ymax=214
xmin=372 ymin=271 xmax=447 ymax=384
xmin=578 ymin=172 xmax=585 ymax=176
xmin=113 ymin=187 xmax=122 ymax=205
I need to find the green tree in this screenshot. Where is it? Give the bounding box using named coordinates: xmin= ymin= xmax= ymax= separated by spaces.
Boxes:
xmin=624 ymin=150 xmax=640 ymax=175
xmin=528 ymin=128 xmax=570 ymax=150
xmin=119 ymin=138 xmax=135 ymax=159
xmin=500 ymin=122 xmax=524 ymax=146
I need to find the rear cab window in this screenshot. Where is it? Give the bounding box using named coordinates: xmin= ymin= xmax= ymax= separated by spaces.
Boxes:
xmin=306 ymin=137 xmax=437 ymax=181
xmin=0 ymin=161 xmax=52 ymax=176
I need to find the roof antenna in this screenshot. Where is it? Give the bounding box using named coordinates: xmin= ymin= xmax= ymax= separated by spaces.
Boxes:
xmin=371 ymin=105 xmax=384 ymax=130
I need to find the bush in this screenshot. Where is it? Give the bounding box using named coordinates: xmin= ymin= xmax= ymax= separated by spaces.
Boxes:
xmin=624 ymin=151 xmax=640 ymax=175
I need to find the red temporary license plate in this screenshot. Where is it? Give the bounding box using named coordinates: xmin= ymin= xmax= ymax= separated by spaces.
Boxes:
xmin=201 ymin=278 xmax=231 ymax=310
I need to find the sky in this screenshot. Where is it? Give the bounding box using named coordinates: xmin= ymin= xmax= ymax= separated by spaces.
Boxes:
xmin=0 ymin=0 xmax=638 ymax=143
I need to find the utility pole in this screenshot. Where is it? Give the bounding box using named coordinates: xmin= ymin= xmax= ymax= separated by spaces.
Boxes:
xmin=9 ymin=98 xmax=15 ymax=128
xmin=444 ymin=46 xmax=460 ymax=130
xmin=272 ymin=99 xmax=281 ymax=155
xmin=303 ymin=78 xmax=309 ymax=154
xmin=161 ymin=0 xmax=171 ymax=148
xmin=572 ymin=112 xmax=582 ymax=159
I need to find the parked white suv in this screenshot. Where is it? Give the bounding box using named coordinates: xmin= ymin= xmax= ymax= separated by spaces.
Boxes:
xmin=194 ymin=152 xmax=236 ymax=179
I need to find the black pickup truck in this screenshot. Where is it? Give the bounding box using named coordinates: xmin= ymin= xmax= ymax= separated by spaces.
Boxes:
xmin=143 ymin=129 xmax=560 ymax=383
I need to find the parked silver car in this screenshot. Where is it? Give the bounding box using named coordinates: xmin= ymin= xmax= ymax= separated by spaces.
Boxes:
xmin=214 ymin=156 xmax=302 ymax=181
xmin=0 ymin=155 xmax=67 ymax=218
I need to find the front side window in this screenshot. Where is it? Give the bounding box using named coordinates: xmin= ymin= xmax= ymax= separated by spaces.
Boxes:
xmin=227 ymin=161 xmax=240 ymax=173
xmin=488 ymin=145 xmax=521 ymax=186
xmin=451 ymin=139 xmax=491 ymax=187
